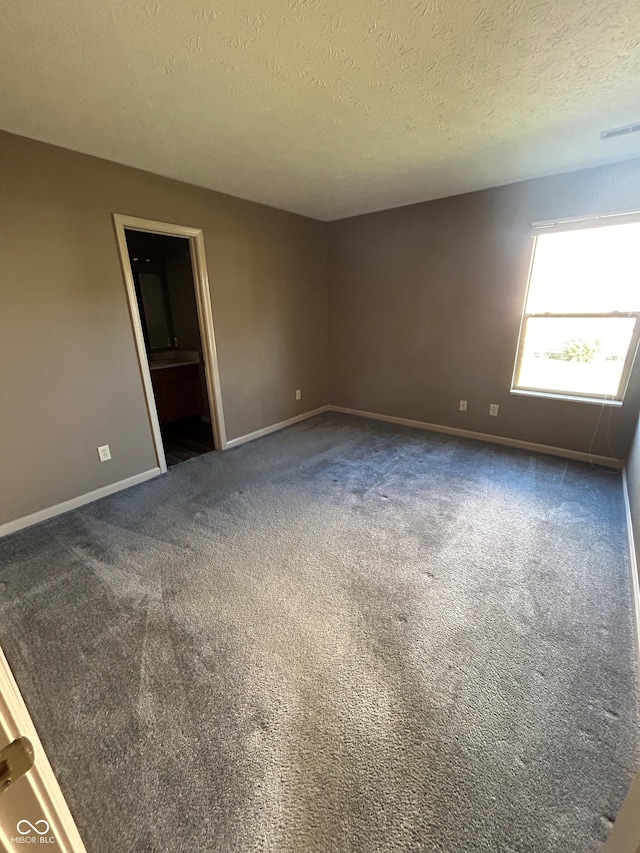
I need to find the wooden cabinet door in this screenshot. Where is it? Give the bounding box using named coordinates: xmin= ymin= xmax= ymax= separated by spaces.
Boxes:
xmin=151 ymin=364 xmax=203 ymax=424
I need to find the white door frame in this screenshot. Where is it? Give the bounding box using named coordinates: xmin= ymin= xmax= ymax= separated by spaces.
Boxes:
xmin=0 ymin=647 xmax=87 ymax=851
xmin=113 ymin=214 xmax=227 ymax=471
xmin=603 ymin=770 xmax=640 ymax=852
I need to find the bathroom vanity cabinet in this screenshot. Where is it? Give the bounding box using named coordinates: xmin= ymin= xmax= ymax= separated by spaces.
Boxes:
xmin=150 ymin=361 xmax=203 ymax=424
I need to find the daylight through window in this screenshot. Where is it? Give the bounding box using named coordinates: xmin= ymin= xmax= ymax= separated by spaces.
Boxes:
xmin=512 ymin=218 xmax=640 ymax=402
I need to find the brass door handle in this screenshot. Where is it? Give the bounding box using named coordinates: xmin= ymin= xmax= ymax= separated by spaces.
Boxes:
xmin=0 ymin=737 xmax=34 ymax=794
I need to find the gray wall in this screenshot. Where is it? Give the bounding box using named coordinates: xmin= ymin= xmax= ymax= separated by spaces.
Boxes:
xmin=0 ymin=131 xmax=328 ymax=526
xmin=3 ymin=126 xmax=640 ymax=531
xmin=626 ymin=416 xmax=640 ymax=569
xmin=328 ymin=159 xmax=640 ymax=458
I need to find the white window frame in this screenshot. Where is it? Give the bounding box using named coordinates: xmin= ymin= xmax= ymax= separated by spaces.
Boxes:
xmin=511 ymin=211 xmax=640 ymax=406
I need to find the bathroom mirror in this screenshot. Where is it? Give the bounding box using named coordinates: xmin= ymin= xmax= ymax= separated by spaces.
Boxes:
xmin=138 ymin=272 xmax=172 ymax=350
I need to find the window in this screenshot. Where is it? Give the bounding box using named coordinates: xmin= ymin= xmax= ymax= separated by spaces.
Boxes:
xmin=512 ymin=216 xmax=640 ymax=403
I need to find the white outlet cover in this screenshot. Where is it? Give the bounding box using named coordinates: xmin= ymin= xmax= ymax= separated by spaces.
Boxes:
xmin=97 ymin=444 xmax=111 ymax=461
xmin=295 ymin=389 xmax=302 ymax=400
xmin=459 ymin=400 xmax=467 ymax=411
xmin=489 ymin=404 xmax=500 ymax=416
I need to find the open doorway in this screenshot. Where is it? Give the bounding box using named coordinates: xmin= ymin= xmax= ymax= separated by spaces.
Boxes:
xmin=113 ymin=215 xmax=227 ymax=470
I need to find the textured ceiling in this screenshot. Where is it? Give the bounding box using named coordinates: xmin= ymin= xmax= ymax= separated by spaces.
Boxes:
xmin=2 ymin=0 xmax=640 ymax=219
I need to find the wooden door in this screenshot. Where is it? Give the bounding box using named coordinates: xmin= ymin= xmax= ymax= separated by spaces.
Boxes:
xmin=603 ymin=770 xmax=640 ymax=853
xmin=0 ymin=646 xmax=86 ymax=851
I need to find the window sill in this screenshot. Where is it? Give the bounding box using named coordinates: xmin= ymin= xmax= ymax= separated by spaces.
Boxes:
xmin=510 ymin=388 xmax=623 ymax=406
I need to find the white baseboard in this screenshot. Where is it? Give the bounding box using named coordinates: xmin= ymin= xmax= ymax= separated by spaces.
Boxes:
xmin=622 ymin=470 xmax=640 ymax=681
xmin=225 ymin=406 xmax=331 ymax=449
xmin=0 ymin=468 xmax=162 ymax=539
xmin=329 ymin=405 xmax=624 ymax=469
xmin=0 ymin=404 xmax=624 ymax=539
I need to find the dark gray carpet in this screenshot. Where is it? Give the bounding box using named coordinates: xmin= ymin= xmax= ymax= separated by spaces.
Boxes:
xmin=0 ymin=413 xmax=637 ymax=852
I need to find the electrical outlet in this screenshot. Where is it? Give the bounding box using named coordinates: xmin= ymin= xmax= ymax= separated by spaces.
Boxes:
xmin=295 ymin=389 xmax=302 ymax=401
xmin=489 ymin=404 xmax=499 ymax=417
xmin=97 ymin=444 xmax=111 ymax=462
xmin=459 ymin=400 xmax=467 ymax=412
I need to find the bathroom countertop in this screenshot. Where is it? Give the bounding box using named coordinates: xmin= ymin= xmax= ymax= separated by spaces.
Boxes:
xmin=149 ymin=350 xmax=200 ymax=371
xmin=150 ymin=358 xmax=199 ymax=371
